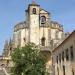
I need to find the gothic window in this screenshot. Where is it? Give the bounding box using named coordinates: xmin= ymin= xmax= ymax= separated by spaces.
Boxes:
xmin=10 ymin=47 xmax=12 ymax=50
xmin=23 ymin=37 xmax=26 ymax=42
xmin=65 ymin=48 xmax=69 ymax=61
xmin=41 ymin=16 xmax=46 ymax=24
xmin=62 ymin=51 xmax=64 ymax=61
xmin=63 ymin=65 xmax=65 ymax=75
xmin=59 ymin=53 xmax=61 ymax=63
xmin=32 ymin=8 xmax=36 ymax=14
xmin=56 ymin=56 xmax=58 ymax=64
xmin=70 ymin=46 xmax=74 ymax=61
xmin=41 ymin=37 xmax=45 ymax=46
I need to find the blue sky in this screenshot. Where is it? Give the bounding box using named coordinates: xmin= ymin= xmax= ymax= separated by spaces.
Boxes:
xmin=0 ymin=0 xmax=75 ymax=55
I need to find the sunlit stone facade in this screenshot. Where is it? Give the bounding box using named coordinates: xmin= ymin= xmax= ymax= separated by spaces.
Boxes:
xmin=13 ymin=2 xmax=64 ymax=49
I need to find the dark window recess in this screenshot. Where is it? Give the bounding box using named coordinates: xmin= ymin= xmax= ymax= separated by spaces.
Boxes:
xmin=23 ymin=37 xmax=26 ymax=42
xmin=41 ymin=16 xmax=46 ymax=24
xmin=62 ymin=51 xmax=64 ymax=61
xmin=33 ymin=8 xmax=36 ymax=14
xmin=10 ymin=47 xmax=12 ymax=51
xmin=41 ymin=37 xmax=45 ymax=46
xmin=63 ymin=65 xmax=65 ymax=75
xmin=56 ymin=56 xmax=58 ymax=64
xmin=59 ymin=54 xmax=61 ymax=63
xmin=66 ymin=48 xmax=69 ymax=61
xmin=70 ymin=46 xmax=74 ymax=61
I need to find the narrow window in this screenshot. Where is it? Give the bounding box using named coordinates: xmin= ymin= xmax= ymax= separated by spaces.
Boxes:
xmin=70 ymin=46 xmax=74 ymax=61
xmin=62 ymin=51 xmax=64 ymax=61
xmin=33 ymin=8 xmax=36 ymax=14
xmin=59 ymin=54 xmax=61 ymax=63
xmin=23 ymin=37 xmax=26 ymax=42
xmin=63 ymin=65 xmax=65 ymax=75
xmin=41 ymin=37 xmax=45 ymax=46
xmin=65 ymin=48 xmax=69 ymax=61
xmin=56 ymin=56 xmax=58 ymax=64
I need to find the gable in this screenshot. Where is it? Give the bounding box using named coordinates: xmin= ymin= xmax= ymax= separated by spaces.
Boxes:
xmin=40 ymin=8 xmax=49 ymax=14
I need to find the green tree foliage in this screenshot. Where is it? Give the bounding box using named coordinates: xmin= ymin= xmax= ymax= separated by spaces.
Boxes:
xmin=11 ymin=43 xmax=49 ymax=75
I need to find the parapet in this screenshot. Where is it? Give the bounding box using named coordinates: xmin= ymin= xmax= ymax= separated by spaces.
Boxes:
xmin=14 ymin=21 xmax=28 ymax=32
xmin=50 ymin=21 xmax=63 ymax=31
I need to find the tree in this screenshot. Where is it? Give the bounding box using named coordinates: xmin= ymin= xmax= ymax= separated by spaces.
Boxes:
xmin=11 ymin=43 xmax=49 ymax=75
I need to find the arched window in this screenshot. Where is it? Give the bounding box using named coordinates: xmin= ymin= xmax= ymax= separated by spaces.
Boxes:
xmin=41 ymin=37 xmax=45 ymax=46
xmin=63 ymin=65 xmax=65 ymax=75
xmin=32 ymin=8 xmax=36 ymax=14
xmin=41 ymin=16 xmax=46 ymax=24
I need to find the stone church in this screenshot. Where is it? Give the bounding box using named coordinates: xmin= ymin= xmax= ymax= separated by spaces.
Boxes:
xmin=13 ymin=2 xmax=64 ymax=48
xmin=2 ymin=2 xmax=64 ymax=75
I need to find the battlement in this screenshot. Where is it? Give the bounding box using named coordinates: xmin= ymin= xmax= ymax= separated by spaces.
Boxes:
xmin=14 ymin=21 xmax=28 ymax=32
xmin=51 ymin=21 xmax=63 ymax=31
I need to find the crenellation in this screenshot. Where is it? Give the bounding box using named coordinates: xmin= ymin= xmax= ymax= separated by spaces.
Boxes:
xmin=51 ymin=21 xmax=63 ymax=31
xmin=14 ymin=21 xmax=28 ymax=32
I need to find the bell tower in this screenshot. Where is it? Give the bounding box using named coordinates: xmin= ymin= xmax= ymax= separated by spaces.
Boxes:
xmin=27 ymin=2 xmax=40 ymax=45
